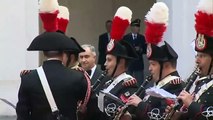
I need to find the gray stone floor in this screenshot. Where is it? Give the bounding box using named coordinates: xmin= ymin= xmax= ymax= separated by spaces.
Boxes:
xmin=0 ymin=116 xmax=16 ymax=120
xmin=0 ymin=80 xmax=19 ymax=119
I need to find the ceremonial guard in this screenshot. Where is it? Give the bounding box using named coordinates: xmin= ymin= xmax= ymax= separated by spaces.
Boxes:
xmin=166 ymin=0 xmax=213 ymax=120
xmin=16 ymin=0 xmax=88 ymax=120
xmin=96 ymin=6 xmax=138 ymax=120
xmin=127 ymin=2 xmax=185 ymax=120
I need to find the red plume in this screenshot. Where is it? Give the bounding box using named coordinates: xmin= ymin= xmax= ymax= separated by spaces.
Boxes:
xmin=145 ymin=21 xmax=167 ymax=45
xmin=195 ymin=11 xmax=213 ymax=37
xmin=57 ymin=18 xmax=69 ymax=33
xmin=110 ymin=16 xmax=130 ymax=41
xmin=39 ymin=10 xmax=59 ymax=32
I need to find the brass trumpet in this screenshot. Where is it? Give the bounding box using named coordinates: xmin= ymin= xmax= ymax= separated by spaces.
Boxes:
xmin=165 ymin=65 xmax=200 ymax=120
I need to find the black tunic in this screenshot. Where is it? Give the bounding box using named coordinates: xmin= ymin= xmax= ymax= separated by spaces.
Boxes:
xmin=180 ymin=76 xmax=213 ymax=120
xmin=16 ymin=60 xmax=87 ymax=120
xmin=135 ymin=71 xmax=185 ymax=120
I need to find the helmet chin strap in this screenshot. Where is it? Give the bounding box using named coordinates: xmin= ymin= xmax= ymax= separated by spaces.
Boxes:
xmin=157 ymin=61 xmax=163 ymax=84
xmin=111 ymin=57 xmax=121 ymax=78
xmin=207 ymin=56 xmax=213 ymax=75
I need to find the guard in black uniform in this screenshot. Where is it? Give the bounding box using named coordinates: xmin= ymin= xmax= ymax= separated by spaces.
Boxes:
xmin=127 ymin=2 xmax=185 ymax=120
xmin=16 ymin=32 xmax=88 ymax=120
xmin=170 ymin=0 xmax=213 ymax=119
xmin=96 ymin=6 xmax=139 ymax=120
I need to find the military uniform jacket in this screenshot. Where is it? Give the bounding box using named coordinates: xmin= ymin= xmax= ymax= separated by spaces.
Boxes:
xmin=97 ymin=72 xmax=137 ymax=120
xmin=180 ymin=76 xmax=213 ymax=120
xmin=16 ymin=60 xmax=87 ymax=120
xmin=123 ymin=33 xmax=147 ymax=71
xmin=83 ymin=67 xmax=110 ymax=120
xmin=135 ymin=71 xmax=185 ymax=120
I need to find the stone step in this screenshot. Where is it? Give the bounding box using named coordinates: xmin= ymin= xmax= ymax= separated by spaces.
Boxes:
xmin=0 ymin=116 xmax=16 ymax=120
xmin=0 ymin=80 xmax=20 ymax=116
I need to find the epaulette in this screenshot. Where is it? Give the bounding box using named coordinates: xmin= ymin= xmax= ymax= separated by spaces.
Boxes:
xmin=169 ymin=77 xmax=183 ymax=85
xmin=122 ymin=77 xmax=137 ymax=87
xmin=20 ymin=70 xmax=31 ymax=77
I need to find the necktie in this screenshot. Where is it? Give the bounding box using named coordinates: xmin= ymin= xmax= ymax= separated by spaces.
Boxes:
xmin=86 ymin=70 xmax=92 ymax=76
xmin=133 ymin=34 xmax=137 ymax=40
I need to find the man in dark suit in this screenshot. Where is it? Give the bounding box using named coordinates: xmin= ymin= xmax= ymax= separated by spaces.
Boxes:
xmin=79 ymin=44 xmax=103 ymax=85
xmin=123 ymin=19 xmax=147 ymax=86
xmin=98 ymin=20 xmax=112 ymax=70
xmin=16 ymin=32 xmax=88 ymax=120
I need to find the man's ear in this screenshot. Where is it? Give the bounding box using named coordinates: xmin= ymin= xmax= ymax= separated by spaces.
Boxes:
xmin=163 ymin=61 xmax=170 ymax=68
xmin=119 ymin=58 xmax=126 ymax=68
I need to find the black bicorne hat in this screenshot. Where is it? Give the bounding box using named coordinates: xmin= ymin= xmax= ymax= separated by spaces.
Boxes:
xmin=147 ymin=41 xmax=178 ymax=62
xmin=27 ymin=32 xmax=79 ymax=51
xmin=107 ymin=40 xmax=138 ymax=60
xmin=195 ymin=34 xmax=213 ymax=54
xmin=194 ymin=0 xmax=213 ymax=55
xmin=131 ymin=19 xmax=141 ymax=27
xmin=70 ymin=37 xmax=85 ymax=53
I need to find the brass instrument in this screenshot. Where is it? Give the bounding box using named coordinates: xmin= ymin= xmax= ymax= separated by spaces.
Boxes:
xmin=165 ymin=65 xmax=200 ymax=120
xmin=113 ymin=75 xmax=153 ymax=120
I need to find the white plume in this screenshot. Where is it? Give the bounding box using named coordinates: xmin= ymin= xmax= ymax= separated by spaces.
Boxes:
xmin=39 ymin=0 xmax=59 ymax=13
xmin=114 ymin=6 xmax=132 ymax=23
xmin=145 ymin=2 xmax=169 ymax=25
xmin=197 ymin=0 xmax=213 ymax=14
xmin=58 ymin=6 xmax=69 ymax=20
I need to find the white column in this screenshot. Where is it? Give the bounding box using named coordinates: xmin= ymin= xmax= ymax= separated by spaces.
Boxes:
xmin=157 ymin=0 xmax=199 ymax=79
xmin=0 ymin=0 xmax=39 ymax=116
xmin=0 ymin=0 xmax=39 ymax=81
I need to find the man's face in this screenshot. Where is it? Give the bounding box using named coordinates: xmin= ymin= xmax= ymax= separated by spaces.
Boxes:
xmin=195 ymin=52 xmax=212 ymax=76
xmin=79 ymin=47 xmax=96 ymax=71
xmin=105 ymin=54 xmax=117 ymax=77
xmin=149 ymin=60 xmax=160 ymax=82
xmin=106 ymin=22 xmax=112 ymax=33
xmin=131 ymin=26 xmax=140 ymax=34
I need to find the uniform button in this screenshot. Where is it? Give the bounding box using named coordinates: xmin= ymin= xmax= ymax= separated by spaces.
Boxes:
xmin=207 ymin=92 xmax=210 ymax=95
xmin=149 ymin=101 xmax=151 ymax=103
xmin=198 ymin=87 xmax=201 ymax=89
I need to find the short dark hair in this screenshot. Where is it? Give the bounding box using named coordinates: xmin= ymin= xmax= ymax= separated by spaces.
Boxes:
xmin=168 ymin=59 xmax=177 ymax=68
xmin=43 ymin=51 xmax=63 ymax=58
xmin=118 ymin=57 xmax=130 ymax=69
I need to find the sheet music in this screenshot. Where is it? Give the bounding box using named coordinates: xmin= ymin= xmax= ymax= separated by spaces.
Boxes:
xmin=146 ymin=87 xmax=177 ymax=99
